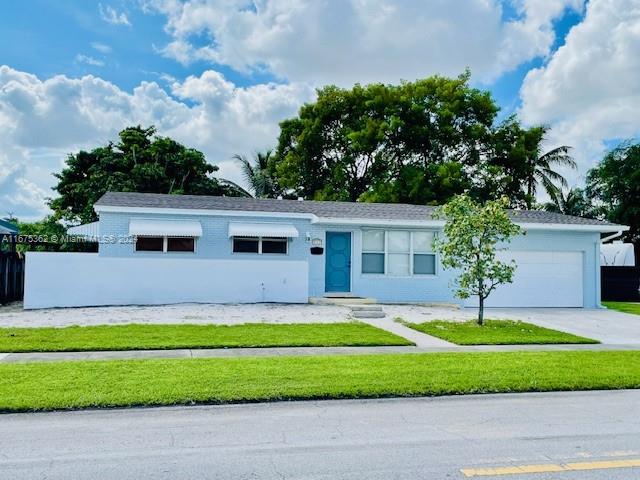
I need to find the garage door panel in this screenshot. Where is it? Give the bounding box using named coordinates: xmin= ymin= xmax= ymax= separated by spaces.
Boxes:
xmin=465 ymin=250 xmax=584 ymax=308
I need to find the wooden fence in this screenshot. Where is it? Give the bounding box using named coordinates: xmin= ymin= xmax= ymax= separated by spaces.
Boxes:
xmin=0 ymin=252 xmax=24 ymax=305
xmin=601 ymin=266 xmax=640 ymax=302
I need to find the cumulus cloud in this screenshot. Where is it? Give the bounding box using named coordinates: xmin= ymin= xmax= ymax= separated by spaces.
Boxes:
xmin=99 ymin=3 xmax=131 ymax=26
xmin=75 ymin=54 xmax=105 ymax=67
xmin=91 ymin=42 xmax=112 ymax=54
xmin=144 ymin=0 xmax=583 ymax=85
xmin=0 ymin=65 xmax=313 ymax=219
xmin=519 ymin=0 xmax=640 ymax=185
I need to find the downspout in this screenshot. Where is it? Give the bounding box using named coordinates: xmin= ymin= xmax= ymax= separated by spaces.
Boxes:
xmin=600 ymin=230 xmax=624 ymax=244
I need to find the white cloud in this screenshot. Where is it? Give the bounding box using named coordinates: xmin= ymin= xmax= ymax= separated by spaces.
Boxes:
xmin=519 ymin=0 xmax=640 ymax=186
xmin=144 ymin=0 xmax=583 ymax=85
xmin=99 ymin=3 xmax=131 ymax=26
xmin=75 ymin=54 xmax=105 ymax=67
xmin=91 ymin=42 xmax=113 ymax=54
xmin=0 ymin=65 xmax=313 ymax=219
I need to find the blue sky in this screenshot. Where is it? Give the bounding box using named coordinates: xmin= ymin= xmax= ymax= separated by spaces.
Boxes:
xmin=1 ymin=0 xmax=638 ymax=219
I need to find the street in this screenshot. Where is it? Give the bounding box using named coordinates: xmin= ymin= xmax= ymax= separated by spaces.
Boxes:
xmin=1 ymin=390 xmax=639 ymax=479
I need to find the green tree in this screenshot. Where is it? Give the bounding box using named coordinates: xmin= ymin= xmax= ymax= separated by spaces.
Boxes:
xmin=273 ymin=72 xmax=498 ymax=203
xmin=542 ymin=187 xmax=598 ymax=218
xmin=14 ymin=217 xmax=95 ymax=253
xmin=434 ymin=195 xmax=521 ymax=325
xmin=233 ymin=150 xmax=278 ymax=198
xmin=586 ymin=142 xmax=640 ymax=241
xmin=520 ymin=126 xmax=576 ymax=208
xmin=50 ymin=126 xmax=246 ymax=223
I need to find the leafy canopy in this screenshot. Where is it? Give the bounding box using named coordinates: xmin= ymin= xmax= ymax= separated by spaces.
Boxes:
xmin=273 ymin=72 xmax=498 ymax=204
xmin=434 ymin=194 xmax=521 ymax=325
xmin=586 ymin=142 xmax=640 ymax=241
xmin=50 ymin=126 xmax=245 ymax=223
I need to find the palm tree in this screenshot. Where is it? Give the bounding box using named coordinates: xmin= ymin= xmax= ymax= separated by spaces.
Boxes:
xmin=232 ymin=150 xmax=277 ymax=198
xmin=542 ymin=187 xmax=596 ymax=218
xmin=523 ymin=126 xmax=577 ymax=209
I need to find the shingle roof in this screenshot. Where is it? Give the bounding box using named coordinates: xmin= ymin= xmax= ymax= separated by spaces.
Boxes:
xmin=95 ymin=191 xmax=624 ymax=228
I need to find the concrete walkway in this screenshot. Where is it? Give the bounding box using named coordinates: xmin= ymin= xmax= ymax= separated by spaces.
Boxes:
xmin=3 ymin=343 xmax=640 ymax=363
xmin=357 ymin=316 xmax=454 ymax=347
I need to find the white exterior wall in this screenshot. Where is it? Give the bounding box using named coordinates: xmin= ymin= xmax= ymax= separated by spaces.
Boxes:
xmin=24 ymin=252 xmax=308 ymax=309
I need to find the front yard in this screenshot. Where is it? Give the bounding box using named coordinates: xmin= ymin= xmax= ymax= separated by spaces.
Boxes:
xmin=0 ymin=322 xmax=412 ymax=353
xmin=402 ymin=320 xmax=598 ymax=345
xmin=603 ymin=301 xmax=640 ymax=315
xmin=1 ymin=351 xmax=639 ymax=412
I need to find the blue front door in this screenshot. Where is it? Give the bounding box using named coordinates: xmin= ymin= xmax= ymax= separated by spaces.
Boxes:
xmin=325 ymin=232 xmax=351 ymax=292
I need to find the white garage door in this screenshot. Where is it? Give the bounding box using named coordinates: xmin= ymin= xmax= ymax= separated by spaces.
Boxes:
xmin=465 ymin=251 xmax=584 ymax=308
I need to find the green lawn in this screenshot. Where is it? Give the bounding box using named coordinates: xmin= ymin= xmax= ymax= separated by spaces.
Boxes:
xmin=603 ymin=301 xmax=640 ymax=315
xmin=1 ymin=351 xmax=638 ymax=412
xmin=403 ymin=319 xmax=598 ymax=345
xmin=0 ymin=322 xmax=412 ymax=353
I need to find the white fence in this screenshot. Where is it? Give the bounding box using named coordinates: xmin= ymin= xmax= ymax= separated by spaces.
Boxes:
xmin=24 ymin=253 xmax=309 ymax=309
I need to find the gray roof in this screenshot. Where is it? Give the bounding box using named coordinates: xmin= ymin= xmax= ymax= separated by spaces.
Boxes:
xmin=0 ymin=219 xmax=18 ymax=234
xmin=95 ymin=191 xmax=623 ymax=228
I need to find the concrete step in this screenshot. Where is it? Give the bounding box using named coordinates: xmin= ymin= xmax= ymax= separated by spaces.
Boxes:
xmin=349 ymin=305 xmax=383 ymax=311
xmin=309 ymin=297 xmax=378 ymax=305
xmin=351 ymin=310 xmax=386 ymax=319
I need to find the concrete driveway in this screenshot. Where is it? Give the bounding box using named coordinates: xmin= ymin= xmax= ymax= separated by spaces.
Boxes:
xmin=488 ymin=308 xmax=640 ymax=345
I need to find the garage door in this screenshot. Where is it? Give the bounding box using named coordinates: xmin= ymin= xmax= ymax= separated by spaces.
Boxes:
xmin=465 ymin=251 xmax=584 ymax=308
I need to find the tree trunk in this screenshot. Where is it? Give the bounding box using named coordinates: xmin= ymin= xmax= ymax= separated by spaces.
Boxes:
xmin=477 ymin=279 xmax=484 ymax=326
xmin=526 ymin=175 xmax=534 ymax=209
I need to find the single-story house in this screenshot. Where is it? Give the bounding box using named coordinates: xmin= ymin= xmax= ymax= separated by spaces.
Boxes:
xmin=23 ymin=191 xmax=628 ymax=309
xmin=0 ymin=219 xmax=19 ymax=253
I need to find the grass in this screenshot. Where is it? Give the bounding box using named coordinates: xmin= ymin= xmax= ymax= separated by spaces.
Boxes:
xmin=0 ymin=351 xmax=639 ymax=412
xmin=0 ymin=322 xmax=412 ymax=353
xmin=603 ymin=301 xmax=640 ymax=316
xmin=402 ymin=319 xmax=598 ymax=345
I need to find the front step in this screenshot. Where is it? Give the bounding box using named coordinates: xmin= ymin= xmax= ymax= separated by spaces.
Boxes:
xmin=309 ymin=296 xmax=377 ymax=305
xmin=349 ymin=305 xmax=383 ymax=311
xmin=351 ymin=310 xmax=386 ymax=318
xmin=349 ymin=304 xmax=386 ymax=318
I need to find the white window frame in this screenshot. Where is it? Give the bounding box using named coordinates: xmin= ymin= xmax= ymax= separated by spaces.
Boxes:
xmin=134 ymin=236 xmax=197 ymax=254
xmin=232 ymin=236 xmax=289 ymax=255
xmin=361 ymin=229 xmax=437 ymax=277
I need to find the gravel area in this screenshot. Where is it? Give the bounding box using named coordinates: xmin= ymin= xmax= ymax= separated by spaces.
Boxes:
xmin=0 ymin=303 xmax=357 ymax=328
xmin=0 ymin=302 xmax=468 ymax=328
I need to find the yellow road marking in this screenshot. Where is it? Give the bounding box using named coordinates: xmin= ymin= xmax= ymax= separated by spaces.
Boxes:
xmin=461 ymin=458 xmax=640 ymax=477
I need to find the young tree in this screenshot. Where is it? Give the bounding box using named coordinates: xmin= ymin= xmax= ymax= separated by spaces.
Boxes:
xmin=434 ymin=195 xmax=521 ymax=325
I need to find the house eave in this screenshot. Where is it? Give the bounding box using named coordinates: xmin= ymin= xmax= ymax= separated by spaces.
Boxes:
xmin=94 ymin=205 xmax=628 ymax=233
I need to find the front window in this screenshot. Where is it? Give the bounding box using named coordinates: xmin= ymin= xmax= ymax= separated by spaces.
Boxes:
xmin=361 ymin=230 xmax=436 ymax=276
xmin=135 ymin=236 xmax=196 ymax=253
xmin=167 ymin=237 xmax=195 ymax=252
xmin=233 ymin=237 xmax=288 ymax=254
xmin=135 ymin=236 xmax=164 ymax=252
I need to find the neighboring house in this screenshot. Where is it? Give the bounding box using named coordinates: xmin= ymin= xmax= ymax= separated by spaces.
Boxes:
xmin=24 ymin=192 xmax=628 ymax=309
xmin=0 ymin=219 xmax=19 ymax=253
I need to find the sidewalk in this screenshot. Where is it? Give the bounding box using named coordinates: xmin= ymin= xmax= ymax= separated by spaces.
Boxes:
xmin=2 ymin=343 xmax=640 ymax=363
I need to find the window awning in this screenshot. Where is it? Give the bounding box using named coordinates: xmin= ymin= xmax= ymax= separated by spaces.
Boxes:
xmin=129 ymin=219 xmax=203 ymax=237
xmin=67 ymin=221 xmax=100 ymax=241
xmin=228 ymin=222 xmax=299 ymax=238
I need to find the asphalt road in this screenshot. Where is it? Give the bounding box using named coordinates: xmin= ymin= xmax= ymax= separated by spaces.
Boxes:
xmin=1 ymin=390 xmax=639 ymax=479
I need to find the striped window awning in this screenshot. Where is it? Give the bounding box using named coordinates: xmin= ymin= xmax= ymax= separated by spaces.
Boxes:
xmin=228 ymin=222 xmax=299 ymax=238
